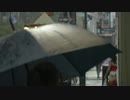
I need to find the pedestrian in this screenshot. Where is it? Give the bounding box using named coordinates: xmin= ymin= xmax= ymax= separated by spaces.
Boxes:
xmin=96 ymin=63 xmax=102 ymax=78
xmin=102 ymin=57 xmax=112 ymax=86
xmin=104 ymin=56 xmax=117 ymax=86
xmin=28 ymin=61 xmax=64 ymax=87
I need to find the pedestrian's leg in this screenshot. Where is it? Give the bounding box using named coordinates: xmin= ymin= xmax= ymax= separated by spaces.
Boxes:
xmin=96 ymin=66 xmax=99 ymax=78
xmin=102 ymin=67 xmax=105 ymax=85
xmin=97 ymin=65 xmax=100 ymax=78
xmin=102 ymin=67 xmax=107 ymax=85
xmin=102 ymin=67 xmax=108 ymax=86
xmin=98 ymin=65 xmax=101 ymax=74
xmin=98 ymin=64 xmax=101 ymax=78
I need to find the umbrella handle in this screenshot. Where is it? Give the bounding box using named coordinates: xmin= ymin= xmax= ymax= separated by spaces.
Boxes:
xmin=11 ymin=69 xmax=15 ymax=86
xmin=25 ymin=64 xmax=30 ymax=86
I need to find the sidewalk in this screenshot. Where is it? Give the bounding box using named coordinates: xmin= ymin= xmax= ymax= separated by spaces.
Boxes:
xmin=71 ymin=66 xmax=102 ymax=86
xmin=85 ymin=66 xmax=102 ymax=86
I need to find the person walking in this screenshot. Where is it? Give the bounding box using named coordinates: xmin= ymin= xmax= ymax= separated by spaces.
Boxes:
xmin=102 ymin=57 xmax=112 ymax=86
xmin=96 ymin=63 xmax=102 ymax=78
xmin=104 ymin=56 xmax=117 ymax=86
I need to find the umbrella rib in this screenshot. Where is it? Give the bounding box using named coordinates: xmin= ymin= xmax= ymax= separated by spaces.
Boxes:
xmin=62 ymin=55 xmax=82 ymax=76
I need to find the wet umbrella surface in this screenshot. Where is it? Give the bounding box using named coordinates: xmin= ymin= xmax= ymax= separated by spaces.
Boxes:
xmin=0 ymin=23 xmax=120 ymax=77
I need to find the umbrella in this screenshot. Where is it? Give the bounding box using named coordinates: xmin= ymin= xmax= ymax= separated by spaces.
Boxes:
xmin=0 ymin=23 xmax=120 ymax=78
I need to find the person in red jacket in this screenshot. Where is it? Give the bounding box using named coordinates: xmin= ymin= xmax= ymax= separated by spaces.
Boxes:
xmin=104 ymin=56 xmax=117 ymax=86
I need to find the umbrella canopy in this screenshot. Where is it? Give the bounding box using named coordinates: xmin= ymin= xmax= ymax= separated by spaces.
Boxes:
xmin=0 ymin=23 xmax=120 ymax=77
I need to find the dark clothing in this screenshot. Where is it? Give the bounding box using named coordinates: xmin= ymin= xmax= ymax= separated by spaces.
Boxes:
xmin=96 ymin=65 xmax=101 ymax=78
xmin=102 ymin=66 xmax=108 ymax=85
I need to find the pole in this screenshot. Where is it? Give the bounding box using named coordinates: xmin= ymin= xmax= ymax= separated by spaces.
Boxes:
xmin=25 ymin=64 xmax=30 ymax=86
xmin=9 ymin=12 xmax=16 ymax=86
xmin=80 ymin=76 xmax=86 ymax=86
xmin=109 ymin=12 xmax=111 ymax=28
xmin=79 ymin=12 xmax=87 ymax=86
xmin=80 ymin=12 xmax=88 ymax=86
xmin=84 ymin=12 xmax=87 ymax=29
xmin=9 ymin=12 xmax=15 ymax=31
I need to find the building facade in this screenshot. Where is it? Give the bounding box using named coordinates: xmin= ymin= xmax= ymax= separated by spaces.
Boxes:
xmin=118 ymin=12 xmax=130 ymax=86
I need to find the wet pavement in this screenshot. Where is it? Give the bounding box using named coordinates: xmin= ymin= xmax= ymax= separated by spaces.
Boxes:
xmin=71 ymin=66 xmax=102 ymax=86
xmin=85 ymin=66 xmax=102 ymax=86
